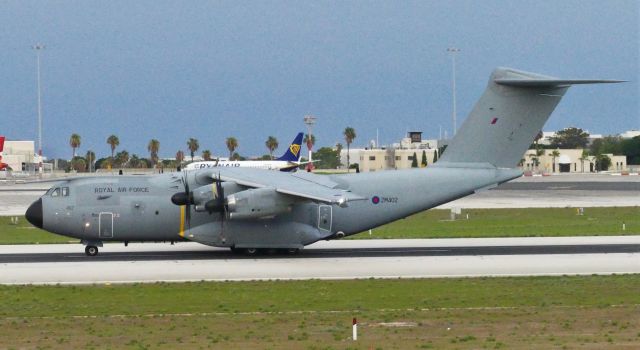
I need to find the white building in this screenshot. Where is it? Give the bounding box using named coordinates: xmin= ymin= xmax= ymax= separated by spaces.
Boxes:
xmin=1 ymin=140 xmax=45 ymax=172
xmin=620 ymin=130 xmax=640 ymax=139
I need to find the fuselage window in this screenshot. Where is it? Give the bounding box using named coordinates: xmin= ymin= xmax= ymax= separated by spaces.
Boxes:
xmin=62 ymin=187 xmax=70 ymax=197
xmin=50 ymin=188 xmax=60 ymax=197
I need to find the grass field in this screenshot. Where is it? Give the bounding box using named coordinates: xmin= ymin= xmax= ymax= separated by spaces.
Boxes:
xmin=1 ymin=276 xmax=639 ymax=348
xmin=1 ymin=207 xmax=639 ymax=245
xmin=356 ymin=207 xmax=640 ymax=239
xmin=0 ymin=216 xmax=74 ymax=244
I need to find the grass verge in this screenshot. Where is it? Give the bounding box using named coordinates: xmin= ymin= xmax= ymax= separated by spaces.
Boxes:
xmin=1 ymin=276 xmax=639 ymax=348
xmin=355 ymin=207 xmax=640 ymax=239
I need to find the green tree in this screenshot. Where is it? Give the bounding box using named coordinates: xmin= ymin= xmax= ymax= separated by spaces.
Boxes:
xmin=578 ymin=149 xmax=590 ymax=173
xmin=147 ymin=139 xmax=160 ymax=167
xmin=595 ymin=154 xmax=612 ymax=171
xmin=69 ymin=133 xmax=81 ymax=159
xmin=85 ymin=150 xmax=95 ymax=173
xmin=528 ymin=148 xmax=545 ymax=171
xmin=128 ymin=154 xmax=141 ymax=168
xmin=106 ymin=135 xmax=120 ymax=165
xmin=549 ymin=127 xmax=590 ymax=149
xmin=187 ymin=138 xmax=199 ymax=162
xmin=70 ymin=156 xmax=86 ymax=172
xmin=202 ymin=150 xmax=212 ymax=161
xmin=433 ymin=149 xmax=438 ymax=163
xmin=343 ymin=127 xmax=356 ymax=172
xmin=314 ymin=147 xmax=341 ymax=169
xmin=421 ymin=150 xmax=428 ymax=167
xmin=231 ymin=152 xmax=245 ymax=161
xmin=411 ymin=152 xmax=418 ymax=168
xmin=591 ymin=136 xmax=623 ymax=156
xmin=225 ymin=137 xmax=238 ymax=159
xmin=115 ymin=150 xmax=129 ymax=168
xmin=621 ymin=136 xmax=640 ymax=164
xmin=265 ymin=136 xmax=279 ymax=160
xmin=548 ymin=149 xmax=561 ymax=173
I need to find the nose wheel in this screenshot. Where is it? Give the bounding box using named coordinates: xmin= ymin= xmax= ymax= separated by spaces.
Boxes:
xmin=85 ymin=245 xmax=99 ymax=256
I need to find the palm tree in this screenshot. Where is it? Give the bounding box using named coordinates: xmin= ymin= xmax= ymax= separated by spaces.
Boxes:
xmin=115 ymin=150 xmax=129 ymax=168
xmin=147 ymin=139 xmax=160 ymax=167
xmin=69 ymin=133 xmax=81 ymax=159
xmin=202 ymin=150 xmax=212 ymax=161
xmin=579 ymin=149 xmax=589 ymax=173
xmin=129 ymin=154 xmax=141 ymax=168
xmin=85 ymin=150 xmax=95 ymax=173
xmin=176 ymin=150 xmax=185 ymax=165
xmin=303 ymin=134 xmax=316 ymax=148
xmin=549 ymin=149 xmax=561 ymax=173
xmin=343 ymin=127 xmax=356 ymax=172
xmin=225 ymin=137 xmax=238 ymax=159
xmin=106 ymin=135 xmax=119 ymax=161
xmin=265 ymin=136 xmax=279 ymax=160
xmin=187 ymin=138 xmax=199 ymax=162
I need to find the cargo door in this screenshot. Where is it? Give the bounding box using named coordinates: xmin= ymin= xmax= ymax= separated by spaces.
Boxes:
xmin=99 ymin=212 xmax=114 ymax=238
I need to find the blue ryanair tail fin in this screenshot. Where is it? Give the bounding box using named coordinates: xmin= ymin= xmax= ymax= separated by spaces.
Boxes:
xmin=276 ymin=132 xmax=304 ymax=162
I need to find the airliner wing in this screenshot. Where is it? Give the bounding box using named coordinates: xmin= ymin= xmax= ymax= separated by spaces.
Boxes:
xmin=196 ymin=167 xmax=366 ymax=206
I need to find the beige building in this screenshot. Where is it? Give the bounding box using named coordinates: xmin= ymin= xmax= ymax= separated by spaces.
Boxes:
xmin=357 ymin=148 xmax=438 ymax=172
xmin=522 ymin=149 xmax=626 ymax=173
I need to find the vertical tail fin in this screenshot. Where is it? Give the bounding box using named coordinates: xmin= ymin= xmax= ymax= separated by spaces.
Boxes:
xmin=437 ymin=67 xmax=623 ymax=168
xmin=276 ymin=132 xmax=304 ymax=162
xmin=0 ymin=136 xmax=4 ymax=153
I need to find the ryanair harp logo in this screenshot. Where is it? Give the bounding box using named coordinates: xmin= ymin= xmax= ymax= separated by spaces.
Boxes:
xmin=289 ymin=144 xmax=301 ymax=156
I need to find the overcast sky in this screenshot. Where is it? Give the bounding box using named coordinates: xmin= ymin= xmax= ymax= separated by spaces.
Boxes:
xmin=1 ymin=0 xmax=638 ymax=159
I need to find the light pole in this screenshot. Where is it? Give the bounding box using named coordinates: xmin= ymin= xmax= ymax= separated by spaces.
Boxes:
xmin=303 ymin=115 xmax=316 ymax=172
xmin=446 ymin=47 xmax=460 ymax=137
xmin=33 ymin=43 xmax=45 ymax=173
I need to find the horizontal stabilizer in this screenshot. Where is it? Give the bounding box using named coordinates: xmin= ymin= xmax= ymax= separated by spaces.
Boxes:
xmin=495 ymin=79 xmax=625 ymax=87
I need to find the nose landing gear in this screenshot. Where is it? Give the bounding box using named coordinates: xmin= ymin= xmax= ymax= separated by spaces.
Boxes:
xmin=81 ymin=240 xmax=103 ymax=256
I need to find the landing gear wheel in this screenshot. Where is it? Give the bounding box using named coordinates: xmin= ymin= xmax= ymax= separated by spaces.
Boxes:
xmin=245 ymin=248 xmax=259 ymax=256
xmin=85 ymin=245 xmax=99 ymax=256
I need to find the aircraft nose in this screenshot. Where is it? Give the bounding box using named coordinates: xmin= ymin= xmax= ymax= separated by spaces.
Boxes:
xmin=25 ymin=198 xmax=43 ymax=229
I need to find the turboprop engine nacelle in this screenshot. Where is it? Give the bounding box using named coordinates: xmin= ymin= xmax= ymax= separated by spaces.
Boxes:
xmin=226 ymin=187 xmax=294 ymax=219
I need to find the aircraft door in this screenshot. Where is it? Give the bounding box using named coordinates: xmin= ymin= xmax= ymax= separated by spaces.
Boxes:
xmin=99 ymin=212 xmax=114 ymax=238
xmin=318 ymin=205 xmax=332 ymax=232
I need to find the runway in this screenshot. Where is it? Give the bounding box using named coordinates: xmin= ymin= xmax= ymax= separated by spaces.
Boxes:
xmin=1 ymin=237 xmax=638 ymax=284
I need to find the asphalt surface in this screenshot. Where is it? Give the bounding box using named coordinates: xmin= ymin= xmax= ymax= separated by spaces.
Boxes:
xmin=1 ymin=244 xmax=639 ymax=263
xmin=2 ymin=238 xmax=639 ymax=284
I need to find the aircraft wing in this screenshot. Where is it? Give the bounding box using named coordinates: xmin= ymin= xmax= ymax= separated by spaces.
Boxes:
xmin=196 ymin=167 xmax=367 ymax=206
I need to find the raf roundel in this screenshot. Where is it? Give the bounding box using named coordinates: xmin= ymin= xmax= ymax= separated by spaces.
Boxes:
xmin=371 ymin=196 xmax=380 ymax=205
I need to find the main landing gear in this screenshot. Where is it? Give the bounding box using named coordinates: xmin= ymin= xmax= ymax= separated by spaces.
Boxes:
xmin=85 ymin=245 xmax=99 ymax=256
xmin=230 ymin=247 xmax=300 ymax=256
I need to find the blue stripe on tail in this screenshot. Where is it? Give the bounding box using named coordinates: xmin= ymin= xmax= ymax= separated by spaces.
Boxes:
xmin=276 ymin=132 xmax=304 ymax=162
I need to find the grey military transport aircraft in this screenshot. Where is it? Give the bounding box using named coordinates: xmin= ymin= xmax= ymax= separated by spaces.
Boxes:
xmin=25 ymin=68 xmax=622 ymax=256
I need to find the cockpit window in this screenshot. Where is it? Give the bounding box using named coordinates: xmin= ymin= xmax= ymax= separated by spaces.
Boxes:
xmin=62 ymin=187 xmax=69 ymax=197
xmin=50 ymin=188 xmax=60 ymax=197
